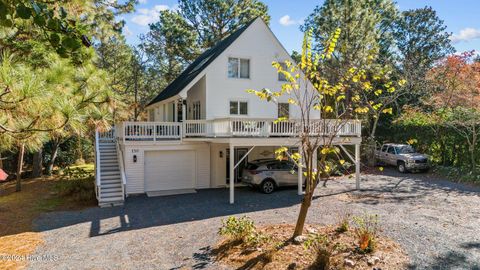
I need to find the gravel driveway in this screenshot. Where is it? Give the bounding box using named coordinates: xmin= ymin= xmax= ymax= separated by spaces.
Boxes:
xmin=30 ymin=169 xmax=480 ymax=270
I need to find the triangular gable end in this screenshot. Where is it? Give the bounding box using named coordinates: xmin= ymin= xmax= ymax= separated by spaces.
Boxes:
xmin=146 ymin=18 xmax=260 ymax=107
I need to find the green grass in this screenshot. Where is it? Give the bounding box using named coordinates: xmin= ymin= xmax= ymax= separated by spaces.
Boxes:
xmin=34 ymin=197 xmax=64 ymax=212
xmin=67 ymin=163 xmax=94 ymax=173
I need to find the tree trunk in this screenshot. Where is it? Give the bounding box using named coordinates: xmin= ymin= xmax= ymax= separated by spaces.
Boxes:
xmin=32 ymin=148 xmax=43 ymax=178
xmin=470 ymin=149 xmax=476 ymax=174
xmin=16 ymin=143 xmax=25 ymax=192
xmin=46 ymin=139 xmax=61 ymax=175
xmin=365 ymin=137 xmax=377 ymax=167
xmin=293 ymin=192 xmax=313 ymax=237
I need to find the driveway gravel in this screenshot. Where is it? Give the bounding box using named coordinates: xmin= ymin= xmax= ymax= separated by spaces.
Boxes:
xmin=30 ymin=169 xmax=480 ymax=270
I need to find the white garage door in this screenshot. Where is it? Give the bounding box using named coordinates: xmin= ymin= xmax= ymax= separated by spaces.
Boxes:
xmin=144 ymin=150 xmax=195 ymax=192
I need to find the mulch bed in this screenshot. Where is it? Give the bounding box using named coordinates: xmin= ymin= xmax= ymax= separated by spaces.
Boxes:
xmin=213 ymin=224 xmax=408 ymax=270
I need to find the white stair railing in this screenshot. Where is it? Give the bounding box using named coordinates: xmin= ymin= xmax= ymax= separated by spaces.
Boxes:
xmin=115 ymin=138 xmax=126 ymax=201
xmin=94 ymin=128 xmax=101 ymax=200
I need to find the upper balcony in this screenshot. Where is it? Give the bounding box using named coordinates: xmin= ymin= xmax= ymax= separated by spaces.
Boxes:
xmin=112 ymin=118 xmax=361 ymax=144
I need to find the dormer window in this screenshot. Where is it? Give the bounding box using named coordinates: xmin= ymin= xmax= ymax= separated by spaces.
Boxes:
xmin=228 ymin=58 xmax=250 ymax=78
xmin=278 ymin=63 xmax=288 ymax=81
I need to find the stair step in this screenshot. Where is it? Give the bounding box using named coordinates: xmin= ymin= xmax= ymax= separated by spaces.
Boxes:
xmin=100 ymin=158 xmax=118 ymax=162
xmin=100 ymin=153 xmax=117 ymax=156
xmin=100 ymin=161 xmax=119 ymax=166
xmin=101 ymin=179 xmax=122 ymax=184
xmin=101 ymin=175 xmax=120 ymax=180
xmin=101 ymin=187 xmax=122 ymax=193
xmin=101 ymin=183 xmax=122 ymax=188
xmin=100 ymin=192 xmax=123 ymax=198
xmin=101 ymin=169 xmax=120 ymax=174
xmin=101 ymin=165 xmax=119 ymax=169
xmin=99 ymin=197 xmax=124 ymax=203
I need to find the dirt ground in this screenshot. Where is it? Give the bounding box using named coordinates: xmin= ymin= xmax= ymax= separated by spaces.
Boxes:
xmin=0 ymin=171 xmax=95 ymax=270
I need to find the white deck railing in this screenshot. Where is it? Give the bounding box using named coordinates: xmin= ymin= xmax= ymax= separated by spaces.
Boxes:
xmin=119 ymin=121 xmax=182 ymax=142
xmin=117 ymin=119 xmax=360 ymax=142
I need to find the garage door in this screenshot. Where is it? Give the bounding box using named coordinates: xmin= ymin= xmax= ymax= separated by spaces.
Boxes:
xmin=144 ymin=150 xmax=195 ymax=192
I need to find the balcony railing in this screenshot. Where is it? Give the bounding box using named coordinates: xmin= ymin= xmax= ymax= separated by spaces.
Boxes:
xmin=116 ymin=119 xmax=361 ymax=142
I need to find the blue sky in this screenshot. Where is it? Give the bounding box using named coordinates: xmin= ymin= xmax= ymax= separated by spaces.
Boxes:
xmin=120 ymin=0 xmax=480 ymax=54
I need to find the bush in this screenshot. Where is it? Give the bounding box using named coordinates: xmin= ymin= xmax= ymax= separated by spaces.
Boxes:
xmin=434 ymin=165 xmax=480 ymax=183
xmin=61 ymin=166 xmax=94 ymax=180
xmin=335 ymin=212 xmax=351 ymax=233
xmin=218 ymin=216 xmax=269 ymax=247
xmin=352 ymin=213 xmax=379 ymax=253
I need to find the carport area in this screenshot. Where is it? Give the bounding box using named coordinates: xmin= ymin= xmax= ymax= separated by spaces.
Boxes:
xmin=217 ymin=137 xmax=362 ymax=204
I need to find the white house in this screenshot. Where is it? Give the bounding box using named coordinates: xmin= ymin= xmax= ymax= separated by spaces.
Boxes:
xmin=94 ymin=18 xmax=362 ymax=207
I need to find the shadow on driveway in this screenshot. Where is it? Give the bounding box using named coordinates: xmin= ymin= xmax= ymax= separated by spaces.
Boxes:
xmin=34 ymin=187 xmax=306 ymax=237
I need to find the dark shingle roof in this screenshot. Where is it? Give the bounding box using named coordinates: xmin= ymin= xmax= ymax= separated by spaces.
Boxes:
xmin=147 ymin=18 xmax=257 ymax=106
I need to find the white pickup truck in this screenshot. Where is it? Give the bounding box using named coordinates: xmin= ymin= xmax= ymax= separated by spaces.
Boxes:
xmin=375 ymin=143 xmax=430 ymax=173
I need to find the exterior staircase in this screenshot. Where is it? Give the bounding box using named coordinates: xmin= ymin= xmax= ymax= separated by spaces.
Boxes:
xmin=95 ymin=130 xmax=125 ymax=207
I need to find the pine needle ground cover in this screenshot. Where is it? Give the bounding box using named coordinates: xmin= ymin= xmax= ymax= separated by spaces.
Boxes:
xmin=0 ymin=164 xmax=96 ymax=270
xmin=214 ymin=222 xmax=408 ymax=270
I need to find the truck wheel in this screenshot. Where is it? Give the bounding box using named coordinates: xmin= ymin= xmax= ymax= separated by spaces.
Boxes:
xmin=260 ymin=179 xmax=275 ymax=194
xmin=397 ymin=162 xmax=406 ymax=173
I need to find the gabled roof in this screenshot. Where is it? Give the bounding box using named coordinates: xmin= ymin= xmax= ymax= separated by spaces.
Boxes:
xmin=147 ymin=18 xmax=257 ymax=106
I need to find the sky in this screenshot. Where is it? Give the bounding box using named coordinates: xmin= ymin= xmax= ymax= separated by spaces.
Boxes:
xmin=120 ymin=0 xmax=480 ymax=54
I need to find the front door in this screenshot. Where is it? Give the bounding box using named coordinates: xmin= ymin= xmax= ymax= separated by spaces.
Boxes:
xmin=226 ymin=148 xmax=249 ymax=183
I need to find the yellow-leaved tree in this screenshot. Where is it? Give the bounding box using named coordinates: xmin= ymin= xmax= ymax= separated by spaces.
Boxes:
xmin=247 ymin=29 xmax=403 ymax=237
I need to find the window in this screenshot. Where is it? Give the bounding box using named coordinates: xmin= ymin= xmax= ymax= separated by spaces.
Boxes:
xmin=278 ymin=63 xmax=288 ymax=81
xmin=192 ymin=101 xmax=201 ymax=120
xmin=278 ymin=103 xmax=289 ymax=118
xmin=387 ymin=147 xmax=396 ymax=154
xmin=230 ymin=101 xmax=248 ymax=115
xmin=381 ymin=145 xmax=388 ymax=152
xmin=228 ymin=58 xmax=250 ymax=78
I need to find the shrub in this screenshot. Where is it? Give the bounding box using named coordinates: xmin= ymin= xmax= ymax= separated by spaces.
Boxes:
xmin=219 ymin=216 xmax=256 ymax=242
xmin=352 ymin=213 xmax=379 ymax=253
xmin=335 ymin=212 xmax=351 ymax=233
xmin=61 ymin=166 xmax=94 ymax=180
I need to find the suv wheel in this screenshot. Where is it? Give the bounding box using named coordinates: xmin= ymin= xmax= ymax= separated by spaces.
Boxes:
xmin=397 ymin=162 xmax=406 ymax=173
xmin=261 ymin=179 xmax=275 ymax=194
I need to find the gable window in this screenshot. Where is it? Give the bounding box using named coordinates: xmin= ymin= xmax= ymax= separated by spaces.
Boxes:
xmin=278 ymin=103 xmax=289 ymax=118
xmin=278 ymin=63 xmax=288 ymax=81
xmin=192 ymin=101 xmax=201 ymax=120
xmin=230 ymin=101 xmax=248 ymax=115
xmin=228 ymin=58 xmax=250 ymax=78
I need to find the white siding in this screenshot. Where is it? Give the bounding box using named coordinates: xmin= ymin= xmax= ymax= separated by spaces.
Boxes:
xmin=196 ymin=147 xmax=210 ymax=188
xmin=186 ymin=76 xmax=207 ymax=120
xmin=204 ymin=19 xmax=318 ymax=120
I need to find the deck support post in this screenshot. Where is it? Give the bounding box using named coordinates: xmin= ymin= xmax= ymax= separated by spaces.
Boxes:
xmin=174 ymin=100 xmax=178 ymax=122
xmin=229 ymin=144 xmax=235 ymax=204
xmin=298 ymin=142 xmax=303 ymax=195
xmin=355 ymin=143 xmax=360 ymax=190
xmin=182 ymin=101 xmax=186 ymax=122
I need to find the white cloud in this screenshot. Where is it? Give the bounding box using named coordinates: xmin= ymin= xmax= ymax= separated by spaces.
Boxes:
xmin=450 ymin=28 xmax=480 ymax=43
xmin=123 ymin=25 xmax=132 ymax=37
xmin=131 ymin=4 xmax=170 ymax=26
xmin=279 ymin=15 xmax=302 ymax=26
